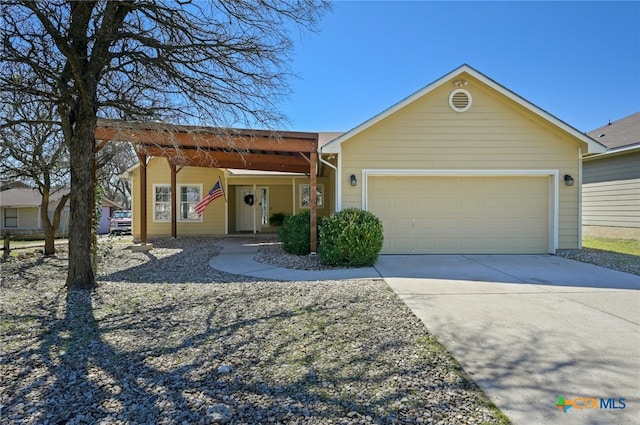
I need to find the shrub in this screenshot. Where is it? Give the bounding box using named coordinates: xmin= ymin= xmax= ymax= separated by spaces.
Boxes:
xmin=269 ymin=212 xmax=287 ymax=227
xmin=319 ymin=208 xmax=383 ymax=267
xmin=277 ymin=211 xmax=311 ymax=255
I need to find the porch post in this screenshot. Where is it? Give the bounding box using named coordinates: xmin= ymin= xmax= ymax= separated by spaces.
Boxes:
xmin=167 ymin=159 xmax=178 ymax=238
xmin=310 ymin=150 xmax=318 ymax=253
xmin=252 ymin=184 xmax=257 ymax=234
xmin=136 ymin=151 xmax=148 ymax=244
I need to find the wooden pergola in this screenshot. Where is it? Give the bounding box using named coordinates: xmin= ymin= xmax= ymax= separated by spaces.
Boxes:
xmin=94 ymin=120 xmax=319 ymax=251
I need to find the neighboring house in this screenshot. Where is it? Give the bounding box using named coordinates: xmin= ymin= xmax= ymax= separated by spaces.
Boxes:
xmin=0 ymin=187 xmax=70 ymax=235
xmin=583 ymin=112 xmax=640 ymax=240
xmin=124 ymin=64 xmax=605 ymax=254
xmin=0 ymin=185 xmax=122 ymax=236
xmin=99 ymin=198 xmax=125 ymax=234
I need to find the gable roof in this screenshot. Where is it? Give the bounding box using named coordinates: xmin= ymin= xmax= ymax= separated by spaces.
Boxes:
xmin=102 ymin=197 xmax=124 ymax=209
xmin=587 ymin=111 xmax=639 ymax=150
xmin=0 ymin=187 xmax=70 ymax=207
xmin=0 ymin=181 xmax=32 ymax=191
xmin=321 ymin=64 xmax=606 ymax=155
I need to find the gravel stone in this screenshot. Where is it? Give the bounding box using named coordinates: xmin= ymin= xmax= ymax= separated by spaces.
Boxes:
xmin=217 ymin=365 xmax=233 ymax=374
xmin=254 ymin=241 xmax=347 ymax=271
xmin=557 ymin=248 xmax=640 ymax=275
xmin=207 ymin=403 xmax=233 ymax=423
xmin=1 ymin=237 xmax=506 ymax=424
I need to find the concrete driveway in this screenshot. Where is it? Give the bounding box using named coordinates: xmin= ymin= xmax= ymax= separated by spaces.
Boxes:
xmin=375 ymin=254 xmax=640 ymax=425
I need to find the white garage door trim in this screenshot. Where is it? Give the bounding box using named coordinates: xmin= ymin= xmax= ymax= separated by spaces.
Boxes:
xmin=362 ymin=169 xmax=559 ymax=253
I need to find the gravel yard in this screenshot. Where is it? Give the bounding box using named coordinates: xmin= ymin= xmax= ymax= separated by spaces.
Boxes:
xmin=557 ymin=248 xmax=640 ymax=276
xmin=0 ymin=238 xmax=507 ymax=425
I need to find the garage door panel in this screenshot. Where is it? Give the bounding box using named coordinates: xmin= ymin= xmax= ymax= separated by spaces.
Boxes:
xmin=412 ymin=237 xmax=435 ymax=251
xmin=368 ymin=176 xmax=549 ymax=254
xmin=386 ymin=237 xmax=413 ymax=252
xmin=387 ymin=217 xmax=413 ymax=231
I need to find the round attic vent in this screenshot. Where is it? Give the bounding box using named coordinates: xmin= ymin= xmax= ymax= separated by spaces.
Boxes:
xmin=449 ymin=89 xmax=472 ymax=112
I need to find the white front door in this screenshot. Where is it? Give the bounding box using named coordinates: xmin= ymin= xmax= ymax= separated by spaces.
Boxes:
xmin=236 ymin=186 xmax=255 ymax=232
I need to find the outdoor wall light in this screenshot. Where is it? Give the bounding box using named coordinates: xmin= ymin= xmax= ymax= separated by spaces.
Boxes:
xmin=453 ymin=79 xmax=468 ymax=87
xmin=350 ymin=174 xmax=357 ymax=186
xmin=564 ymin=174 xmax=575 ymax=186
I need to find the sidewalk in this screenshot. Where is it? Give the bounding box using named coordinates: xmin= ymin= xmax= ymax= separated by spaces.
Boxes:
xmin=208 ymin=238 xmax=381 ymax=281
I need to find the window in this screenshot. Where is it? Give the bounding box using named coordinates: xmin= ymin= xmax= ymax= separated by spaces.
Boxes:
xmin=260 ymin=187 xmax=269 ymax=225
xmin=112 ymin=210 xmax=131 ymax=219
xmin=4 ymin=208 xmax=18 ymax=228
xmin=154 ymin=185 xmax=171 ymax=222
xmin=180 ymin=185 xmax=201 ymax=221
xmin=154 ymin=185 xmax=203 ymax=222
xmin=299 ymin=184 xmax=324 ymax=208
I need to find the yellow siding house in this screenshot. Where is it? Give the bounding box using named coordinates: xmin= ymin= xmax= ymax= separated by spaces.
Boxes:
xmin=128 ymin=159 xmax=334 ymax=239
xmin=127 ymin=64 xmax=605 ymax=254
xmin=321 ymin=64 xmax=605 ymax=254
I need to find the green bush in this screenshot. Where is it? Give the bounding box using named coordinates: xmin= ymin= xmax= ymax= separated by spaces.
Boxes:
xmin=319 ymin=208 xmax=383 ymax=267
xmin=269 ymin=212 xmax=287 ymax=227
xmin=277 ymin=211 xmax=311 ymax=255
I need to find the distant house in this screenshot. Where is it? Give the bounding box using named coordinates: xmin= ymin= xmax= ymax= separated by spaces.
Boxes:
xmin=0 ymin=185 xmax=122 ymax=236
xmin=118 ymin=64 xmax=605 ymax=253
xmin=583 ymin=112 xmax=640 ymax=240
xmin=98 ymin=198 xmax=125 ymax=234
xmin=0 ymin=186 xmax=70 ymax=236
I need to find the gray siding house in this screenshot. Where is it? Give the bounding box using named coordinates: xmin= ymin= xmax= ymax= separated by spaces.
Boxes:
xmin=583 ymin=112 xmax=640 ymax=239
xmin=0 ymin=185 xmax=122 ymax=236
xmin=0 ymin=186 xmax=71 ymax=236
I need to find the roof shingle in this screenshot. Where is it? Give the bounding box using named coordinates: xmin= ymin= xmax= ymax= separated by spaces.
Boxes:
xmin=587 ymin=112 xmax=640 ymax=150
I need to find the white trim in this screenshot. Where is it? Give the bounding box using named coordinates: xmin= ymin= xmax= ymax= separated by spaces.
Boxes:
xmin=320 ymin=156 xmax=338 ymax=214
xmin=551 ymin=177 xmax=559 ymax=254
xmin=336 ymin=152 xmax=343 ymax=211
xmin=3 ymin=207 xmax=19 ymax=229
xmin=321 ymin=64 xmax=606 ymax=155
xmin=152 ymin=184 xmax=171 ymax=223
xmin=252 ymin=184 xmax=257 ymax=234
xmin=578 ymin=147 xmax=583 ymax=249
xmin=224 ymin=175 xmax=228 ymax=235
xmin=178 ymin=184 xmax=203 ymax=222
xmin=258 ymin=186 xmax=270 ymax=228
xmin=582 ymin=143 xmax=640 ymax=161
xmin=362 ymin=169 xmax=560 ymax=254
xmin=299 ymin=184 xmax=324 ymax=209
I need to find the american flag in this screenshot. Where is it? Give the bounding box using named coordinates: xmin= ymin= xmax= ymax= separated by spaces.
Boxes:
xmin=195 ymin=179 xmax=224 ymax=216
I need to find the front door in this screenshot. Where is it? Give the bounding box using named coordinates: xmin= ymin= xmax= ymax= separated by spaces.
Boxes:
xmin=236 ymin=186 xmax=255 ymax=232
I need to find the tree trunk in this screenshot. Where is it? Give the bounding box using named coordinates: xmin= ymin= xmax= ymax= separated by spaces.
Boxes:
xmin=66 ymin=112 xmax=97 ymax=290
xmin=43 ymin=223 xmax=56 ymax=255
xmin=43 ymin=192 xmax=70 ymax=256
xmin=40 ymin=190 xmax=56 ymax=256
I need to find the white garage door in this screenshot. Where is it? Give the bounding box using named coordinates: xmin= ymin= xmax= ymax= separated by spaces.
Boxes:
xmin=368 ymin=176 xmax=550 ymax=254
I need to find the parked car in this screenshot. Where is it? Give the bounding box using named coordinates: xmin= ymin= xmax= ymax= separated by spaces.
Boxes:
xmin=109 ymin=210 xmax=132 ymax=234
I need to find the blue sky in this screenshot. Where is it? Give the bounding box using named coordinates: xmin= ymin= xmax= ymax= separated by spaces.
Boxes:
xmin=281 ymin=1 xmax=640 ymax=133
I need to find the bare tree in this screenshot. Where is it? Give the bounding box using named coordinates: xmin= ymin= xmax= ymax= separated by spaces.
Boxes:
xmin=96 ymin=142 xmax=136 ymax=209
xmin=0 ymin=99 xmax=70 ymax=255
xmin=1 ymin=1 xmax=329 ymax=289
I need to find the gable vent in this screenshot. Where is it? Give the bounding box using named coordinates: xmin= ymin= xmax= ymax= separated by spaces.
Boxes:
xmin=449 ymin=89 xmax=472 ymax=112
